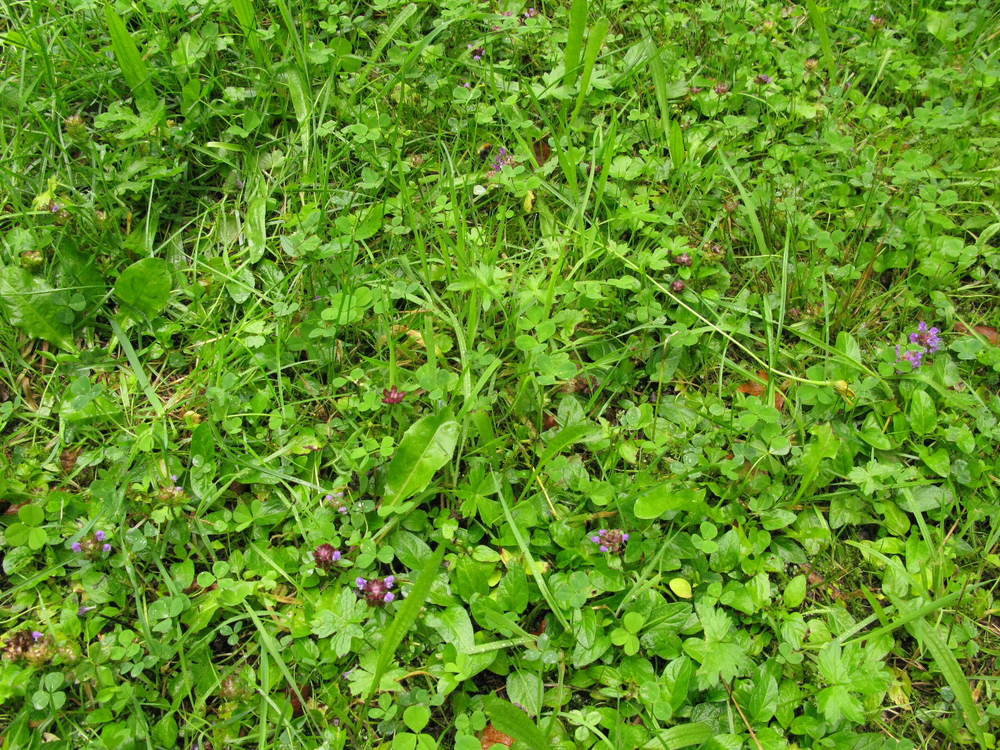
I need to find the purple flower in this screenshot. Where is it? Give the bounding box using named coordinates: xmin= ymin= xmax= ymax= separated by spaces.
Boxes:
xmin=896 ymin=346 xmax=924 ymax=370
xmin=591 ymin=529 xmax=629 ymax=555
xmin=384 ymin=576 xmax=395 ymax=589
xmin=909 ymin=321 xmax=941 ymax=354
xmin=95 ymin=530 xmax=106 ymax=542
xmin=382 ymin=386 xmax=407 ymax=404
xmin=524 ymin=7 xmax=538 ymax=18
xmin=671 ymin=280 xmax=686 ymax=292
xmin=755 ymin=74 xmax=773 ymax=85
xmin=468 ymin=45 xmax=485 ymax=61
xmin=338 ymin=505 xmax=349 ymax=514
xmin=501 ymin=10 xmax=513 ymax=16
xmin=488 ymin=147 xmax=516 ymax=177
xmin=71 ymin=542 xmax=82 ymax=553
xmin=314 ymin=544 xmax=341 ymax=569
xmin=383 ymin=592 xmax=395 ymax=603
xmin=675 ymin=253 xmax=692 ymax=266
xmin=356 ymin=576 xmax=399 ymax=606
xmin=102 ymin=544 xmax=112 ymax=553
xmin=31 ymin=631 xmax=44 ymax=641
xmin=355 ymin=577 xmax=367 ymax=590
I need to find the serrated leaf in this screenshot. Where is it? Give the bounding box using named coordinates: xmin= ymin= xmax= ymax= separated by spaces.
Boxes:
xmin=0 ymin=265 xmax=76 ymax=350
xmin=114 ymin=258 xmax=172 ymax=317
xmin=381 ymin=412 xmax=459 ymax=513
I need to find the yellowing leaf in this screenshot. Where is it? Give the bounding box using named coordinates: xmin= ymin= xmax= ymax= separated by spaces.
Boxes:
xmin=669 ymin=577 xmax=692 ymax=599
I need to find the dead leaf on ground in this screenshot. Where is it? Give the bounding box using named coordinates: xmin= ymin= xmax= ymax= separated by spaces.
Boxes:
xmin=532 ymin=137 xmax=551 ymax=166
xmin=480 ymin=725 xmax=515 ymax=749
xmin=955 ymin=322 xmax=1000 ymax=346
xmin=736 ymin=370 xmax=786 ymax=411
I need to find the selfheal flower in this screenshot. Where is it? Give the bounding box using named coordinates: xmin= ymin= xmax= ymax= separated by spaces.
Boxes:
xmin=313 ymin=544 xmax=341 ymax=569
xmin=338 ymin=505 xmax=349 ymax=514
xmin=31 ymin=631 xmax=43 ymax=641
xmin=524 ymin=7 xmax=538 ymax=18
xmin=356 ymin=576 xmax=397 ymax=605
xmin=488 ymin=147 xmax=516 ymax=177
xmin=755 ymin=74 xmax=773 ymax=84
xmin=671 ymin=280 xmax=686 ymax=292
xmin=71 ymin=542 xmax=82 ymax=553
xmin=591 ymin=529 xmax=629 ymax=555
xmin=714 ymin=82 xmax=730 ymax=95
xmin=102 ymin=543 xmax=112 ymax=553
xmin=896 ymin=346 xmax=924 ymax=370
xmin=468 ymin=45 xmax=485 ymax=61
xmin=382 ymin=386 xmax=406 ymax=404
xmin=909 ymin=321 xmax=941 ymax=354
xmin=95 ymin=530 xmax=106 ymax=542
xmin=675 ymin=253 xmax=692 ymax=266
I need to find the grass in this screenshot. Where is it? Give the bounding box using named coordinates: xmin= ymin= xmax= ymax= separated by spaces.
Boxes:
xmin=1 ymin=0 xmax=999 ymax=748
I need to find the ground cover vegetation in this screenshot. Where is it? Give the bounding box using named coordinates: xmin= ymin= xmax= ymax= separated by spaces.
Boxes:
xmin=1 ymin=0 xmax=999 ymax=748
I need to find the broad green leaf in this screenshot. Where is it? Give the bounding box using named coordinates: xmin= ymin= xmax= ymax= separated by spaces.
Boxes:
xmin=0 ymin=265 xmax=76 ymax=350
xmin=114 ymin=258 xmax=172 ymax=318
xmin=794 ymin=422 xmax=840 ymax=501
xmin=402 ymin=705 xmax=430 ymax=733
xmin=482 ymin=696 xmax=549 ymax=750
xmin=634 ymin=486 xmax=704 ymax=519
xmin=506 ymin=671 xmax=543 ymax=716
xmin=784 ymin=575 xmax=807 ymax=608
xmin=908 ymin=390 xmax=937 ymax=436
xmin=642 ymin=723 xmax=713 ymax=750
xmin=381 ymin=412 xmax=459 ymax=513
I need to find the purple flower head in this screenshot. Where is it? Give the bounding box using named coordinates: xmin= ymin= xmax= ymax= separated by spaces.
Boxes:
xmin=338 ymin=505 xmax=349 ymax=514
xmin=102 ymin=544 xmax=112 ymax=553
xmin=524 ymin=7 xmax=538 ymax=18
xmin=896 ymin=346 xmax=924 ymax=370
xmin=714 ymin=82 xmax=730 ymax=95
xmin=314 ymin=544 xmax=341 ymax=569
xmin=671 ymin=280 xmax=686 ymax=292
xmin=909 ymin=321 xmax=941 ymax=354
xmin=355 ymin=577 xmax=368 ymax=590
xmin=675 ymin=253 xmax=692 ymax=266
xmin=468 ymin=45 xmax=485 ymax=61
xmin=71 ymin=542 xmax=82 ymax=553
xmin=95 ymin=530 xmax=106 ymax=542
xmin=171 ymin=474 xmax=179 ymax=482
xmin=591 ymin=528 xmax=628 ymax=555
xmin=31 ymin=631 xmax=44 ymax=641
xmin=356 ymin=576 xmax=399 ymax=606
xmin=755 ymin=74 xmax=773 ymax=85
xmin=324 ymin=494 xmax=334 ymax=502
xmin=78 ymin=606 xmax=95 ymax=616
xmin=382 ymin=386 xmax=407 ymax=404
xmin=488 ymin=147 xmax=516 ymax=177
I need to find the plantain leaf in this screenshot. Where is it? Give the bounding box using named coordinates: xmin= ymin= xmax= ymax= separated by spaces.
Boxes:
xmin=482 ymin=696 xmax=549 ymax=750
xmin=380 ymin=411 xmax=459 ymax=514
xmin=114 ymin=258 xmax=172 ymax=318
xmin=0 ymin=265 xmax=76 ymax=350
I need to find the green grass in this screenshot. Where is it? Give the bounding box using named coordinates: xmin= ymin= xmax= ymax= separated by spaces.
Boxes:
xmin=1 ymin=0 xmax=999 ymax=748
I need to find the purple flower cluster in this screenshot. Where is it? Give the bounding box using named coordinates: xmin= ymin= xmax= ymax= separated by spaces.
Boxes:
xmin=71 ymin=530 xmax=112 ymax=556
xmin=487 ymin=147 xmax=516 ymax=177
xmin=467 ymin=44 xmax=485 ymax=61
xmin=313 ymin=544 xmax=342 ymax=569
xmin=896 ymin=321 xmax=941 ymax=371
xmin=356 ymin=576 xmax=396 ymax=605
xmin=590 ymin=529 xmax=629 ymax=554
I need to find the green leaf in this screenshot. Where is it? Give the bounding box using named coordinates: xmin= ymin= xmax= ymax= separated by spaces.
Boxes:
xmin=114 ymin=258 xmax=172 ymax=318
xmin=908 ymin=390 xmax=937 ymax=436
xmin=402 ymin=705 xmax=430 ymax=733
xmin=642 ymin=722 xmax=713 ymax=750
xmin=668 ymin=577 xmax=692 ymax=599
xmin=506 ymin=671 xmax=543 ymax=716
xmin=794 ymin=422 xmax=840 ymax=501
xmin=365 ymin=543 xmax=445 ymax=701
xmin=0 ymin=265 xmax=76 ymax=350
xmin=482 ymin=696 xmax=549 ymax=750
xmin=784 ymin=575 xmax=807 ymax=609
xmin=634 ymin=486 xmax=704 ymax=519
xmin=563 ymin=0 xmax=587 ymax=88
xmin=381 ymin=412 xmax=459 ymax=513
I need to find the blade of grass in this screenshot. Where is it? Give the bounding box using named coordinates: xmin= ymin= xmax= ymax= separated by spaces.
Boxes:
xmin=364 ymin=543 xmax=446 ymax=702
xmin=909 ymin=617 xmax=988 ymax=747
xmin=104 ymin=7 xmax=157 ymax=111
xmin=571 ymin=17 xmax=608 ymax=124
xmin=563 ymin=0 xmax=588 ymax=88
